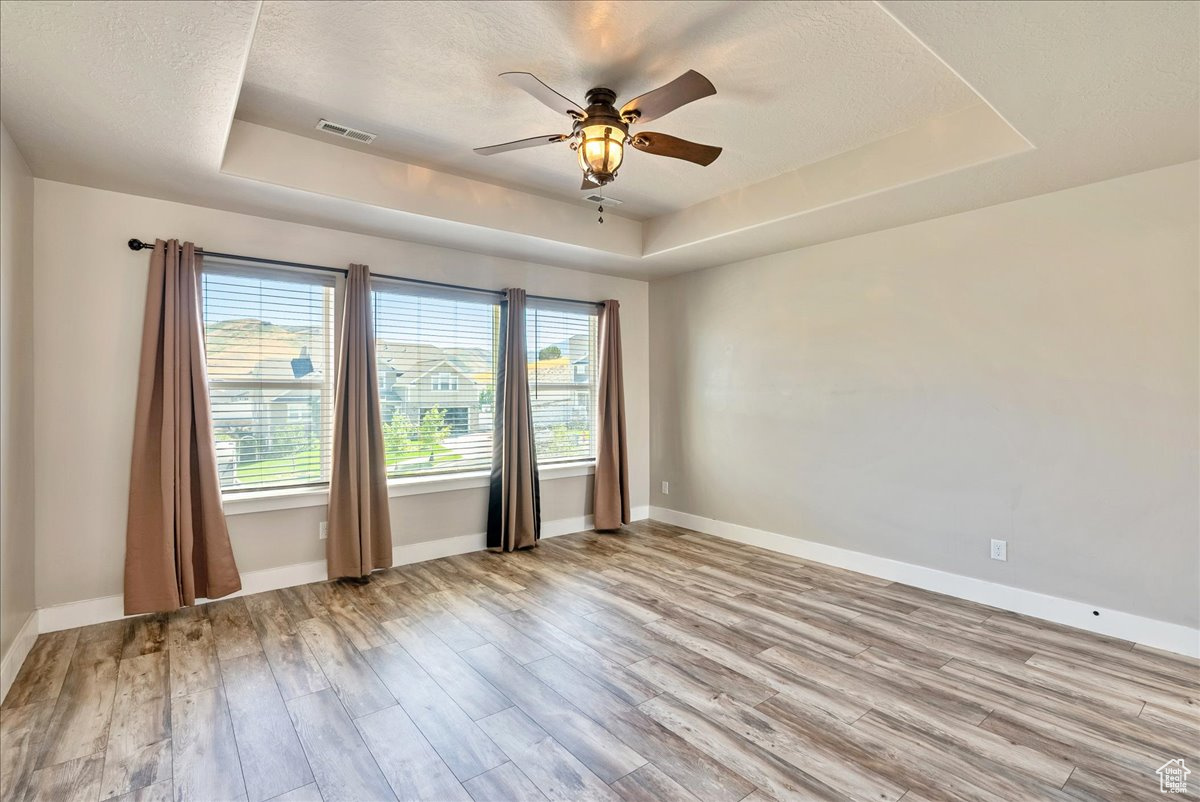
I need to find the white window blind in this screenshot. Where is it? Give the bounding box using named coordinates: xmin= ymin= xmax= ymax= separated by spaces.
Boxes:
xmin=200 ymin=263 xmax=337 ymax=492
xmin=526 ymin=300 xmax=599 ymax=463
xmin=372 ymin=282 xmax=499 ymax=478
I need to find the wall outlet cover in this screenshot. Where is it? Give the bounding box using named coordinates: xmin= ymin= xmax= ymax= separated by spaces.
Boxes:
xmin=990 ymin=538 xmax=1007 ymax=561
xmin=319 ymin=521 xmax=328 ymax=540
xmin=661 ymin=481 xmax=670 ymax=495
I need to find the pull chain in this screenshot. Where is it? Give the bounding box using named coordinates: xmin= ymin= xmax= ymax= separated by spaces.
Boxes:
xmin=597 ymin=203 xmax=604 ymax=224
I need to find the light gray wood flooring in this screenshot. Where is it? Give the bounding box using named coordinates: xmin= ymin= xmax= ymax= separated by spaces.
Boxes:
xmin=2 ymin=520 xmax=1197 ymax=801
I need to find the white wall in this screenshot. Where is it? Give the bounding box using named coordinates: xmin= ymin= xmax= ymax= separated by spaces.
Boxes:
xmin=33 ymin=180 xmax=649 ymax=609
xmin=0 ymin=124 xmax=37 ymax=662
xmin=650 ymin=161 xmax=1199 ymax=629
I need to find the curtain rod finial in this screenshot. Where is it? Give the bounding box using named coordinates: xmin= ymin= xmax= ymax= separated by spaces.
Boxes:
xmin=128 ymin=238 xmax=148 ymax=251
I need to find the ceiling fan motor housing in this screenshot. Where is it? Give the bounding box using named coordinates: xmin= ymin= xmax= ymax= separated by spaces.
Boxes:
xmin=575 ymin=87 xmax=629 ymax=185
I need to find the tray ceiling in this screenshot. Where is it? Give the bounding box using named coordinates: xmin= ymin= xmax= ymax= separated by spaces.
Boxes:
xmin=236 ymin=1 xmax=980 ymax=220
xmin=1 ymin=0 xmax=1195 ymax=279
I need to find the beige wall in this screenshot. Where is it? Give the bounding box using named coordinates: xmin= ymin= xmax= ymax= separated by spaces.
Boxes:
xmin=33 ymin=180 xmax=649 ymax=609
xmin=1 ymin=124 xmax=37 ymax=658
xmin=650 ymin=162 xmax=1199 ymax=628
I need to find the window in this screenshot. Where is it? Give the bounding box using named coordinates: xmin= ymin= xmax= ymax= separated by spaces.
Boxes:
xmin=200 ymin=263 xmax=337 ymax=492
xmin=201 ymin=261 xmax=595 ymax=492
xmin=527 ymin=301 xmax=598 ymax=463
xmin=373 ymin=283 xmax=498 ymax=477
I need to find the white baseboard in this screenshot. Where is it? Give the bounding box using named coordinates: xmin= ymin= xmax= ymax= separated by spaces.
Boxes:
xmin=650 ymin=506 xmax=1200 ymax=658
xmin=36 ymin=507 xmax=651 ymax=635
xmin=1 ymin=612 xmax=38 ymax=702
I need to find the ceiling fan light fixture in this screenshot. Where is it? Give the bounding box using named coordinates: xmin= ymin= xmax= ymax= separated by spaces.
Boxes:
xmin=476 ymin=70 xmax=721 ymax=194
xmin=577 ymin=123 xmax=624 ymax=184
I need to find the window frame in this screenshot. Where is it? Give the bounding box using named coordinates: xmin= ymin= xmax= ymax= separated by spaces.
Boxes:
xmin=199 ymin=264 xmax=604 ymax=510
xmin=371 ymin=278 xmax=501 ymax=481
xmin=526 ymin=299 xmax=601 ymax=466
xmin=199 ymin=259 xmax=343 ymax=496
xmin=431 ymin=371 xmax=458 ymax=391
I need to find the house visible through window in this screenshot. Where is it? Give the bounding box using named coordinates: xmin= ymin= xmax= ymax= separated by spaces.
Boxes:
xmin=200 ymin=263 xmax=337 ymax=491
xmin=527 ymin=301 xmax=599 ymax=462
xmin=200 ymin=263 xmax=596 ymax=491
xmin=372 ymin=283 xmax=498 ymax=477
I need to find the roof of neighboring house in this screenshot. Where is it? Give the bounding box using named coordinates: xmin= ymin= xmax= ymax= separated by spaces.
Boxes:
xmin=527 ymin=357 xmax=573 ymax=384
xmin=390 ymin=358 xmax=482 ymax=387
xmin=376 ymin=341 xmax=492 ymax=387
xmin=203 ymin=323 xmax=498 ymax=389
xmin=204 ymin=318 xmax=327 ymax=382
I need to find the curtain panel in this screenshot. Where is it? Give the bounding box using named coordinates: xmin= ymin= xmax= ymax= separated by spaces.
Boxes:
xmin=124 ymin=239 xmax=241 ymax=614
xmin=593 ymin=299 xmax=630 ymax=530
xmin=488 ymin=288 xmax=541 ymax=550
xmin=327 ymin=264 xmax=393 ymax=579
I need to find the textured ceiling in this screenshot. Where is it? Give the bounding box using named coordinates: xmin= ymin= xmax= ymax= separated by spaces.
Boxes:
xmin=635 ymin=0 xmax=1200 ymax=274
xmin=0 ymin=0 xmax=259 ymax=206
xmin=236 ymin=0 xmax=979 ymax=219
xmin=0 ymin=0 xmax=1196 ymax=280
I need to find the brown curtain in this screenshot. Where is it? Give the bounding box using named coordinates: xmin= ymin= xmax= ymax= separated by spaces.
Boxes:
xmin=327 ymin=264 xmax=393 ymax=579
xmin=487 ymin=288 xmax=541 ymax=550
xmin=593 ymin=299 xmax=630 ymax=531
xmin=124 ymin=240 xmax=241 ymax=615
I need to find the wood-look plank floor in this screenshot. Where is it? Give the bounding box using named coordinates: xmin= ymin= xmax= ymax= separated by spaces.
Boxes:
xmin=3 ymin=520 xmax=1198 ymax=802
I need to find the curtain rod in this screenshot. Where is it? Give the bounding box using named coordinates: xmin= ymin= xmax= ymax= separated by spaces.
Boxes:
xmin=126 ymin=238 xmax=603 ymax=307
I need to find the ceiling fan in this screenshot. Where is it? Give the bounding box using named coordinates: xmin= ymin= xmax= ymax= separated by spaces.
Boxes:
xmin=474 ymin=70 xmax=722 ymax=192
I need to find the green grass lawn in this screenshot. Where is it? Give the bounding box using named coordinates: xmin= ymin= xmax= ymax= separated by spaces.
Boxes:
xmin=236 ymin=447 xmax=323 ymax=485
xmin=235 ymin=444 xmax=461 ymax=484
xmin=386 ymin=443 xmax=461 ymax=472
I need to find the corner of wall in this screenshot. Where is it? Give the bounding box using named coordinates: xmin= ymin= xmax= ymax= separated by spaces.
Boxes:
xmin=0 ymin=122 xmax=39 ymax=692
xmin=0 ymin=612 xmax=37 ymax=702
xmin=645 ymin=163 xmax=1200 ymax=636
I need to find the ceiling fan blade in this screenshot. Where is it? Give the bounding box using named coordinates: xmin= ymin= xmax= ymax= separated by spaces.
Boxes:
xmin=474 ymin=134 xmax=567 ymax=155
xmin=631 ymin=132 xmax=722 ymax=166
xmin=620 ymin=70 xmax=716 ymax=124
xmin=581 ymin=176 xmax=601 ymax=190
xmin=500 ymin=72 xmax=583 ymax=116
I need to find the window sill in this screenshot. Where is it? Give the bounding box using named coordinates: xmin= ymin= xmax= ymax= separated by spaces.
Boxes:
xmin=222 ymin=485 xmax=328 ymax=516
xmin=221 ymin=461 xmax=596 ymax=516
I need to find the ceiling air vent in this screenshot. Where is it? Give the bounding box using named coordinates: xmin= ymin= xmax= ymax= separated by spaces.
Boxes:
xmin=315 ymin=118 xmax=377 ymax=144
xmin=583 ymin=194 xmax=622 ymax=205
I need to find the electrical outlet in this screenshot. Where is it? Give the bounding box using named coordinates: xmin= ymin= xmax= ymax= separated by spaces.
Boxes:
xmin=319 ymin=521 xmax=328 ymax=540
xmin=990 ymin=538 xmax=1007 ymax=561
xmin=661 ymin=481 xmax=669 ymax=495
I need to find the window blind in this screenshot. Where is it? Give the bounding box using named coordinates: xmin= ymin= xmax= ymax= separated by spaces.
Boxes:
xmin=372 ymin=281 xmax=499 ymax=477
xmin=200 ymin=262 xmax=337 ymax=492
xmin=526 ymin=300 xmax=599 ymax=463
